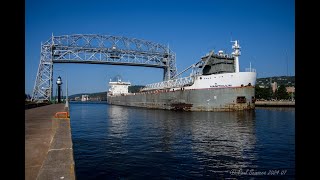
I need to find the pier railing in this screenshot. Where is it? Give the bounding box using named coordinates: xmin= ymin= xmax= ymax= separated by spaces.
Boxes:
xmin=245 ymin=68 xmax=256 ymax=72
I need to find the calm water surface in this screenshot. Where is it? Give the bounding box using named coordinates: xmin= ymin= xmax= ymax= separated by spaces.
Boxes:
xmin=70 ymin=102 xmax=295 ymax=179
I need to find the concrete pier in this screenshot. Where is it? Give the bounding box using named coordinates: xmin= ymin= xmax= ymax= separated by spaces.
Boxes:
xmin=25 ymin=103 xmax=75 ymax=180
xmin=255 ymin=100 xmax=295 ymax=107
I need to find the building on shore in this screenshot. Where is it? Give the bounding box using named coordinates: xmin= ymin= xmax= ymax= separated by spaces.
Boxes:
xmin=271 ymin=82 xmax=277 ymax=93
xmin=81 ymin=95 xmax=89 ymax=101
xmin=286 ymin=86 xmax=295 ymax=93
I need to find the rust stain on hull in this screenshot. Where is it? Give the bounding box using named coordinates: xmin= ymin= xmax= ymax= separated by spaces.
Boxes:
xmin=170 ymin=103 xmax=193 ymax=111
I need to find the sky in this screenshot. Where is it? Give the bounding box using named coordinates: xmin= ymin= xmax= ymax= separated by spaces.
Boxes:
xmin=25 ymin=0 xmax=295 ymax=96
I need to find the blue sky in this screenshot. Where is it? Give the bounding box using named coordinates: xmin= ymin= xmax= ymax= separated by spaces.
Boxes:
xmin=25 ymin=0 xmax=295 ymax=96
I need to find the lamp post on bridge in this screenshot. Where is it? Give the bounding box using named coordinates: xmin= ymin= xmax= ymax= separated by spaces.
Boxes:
xmin=56 ymin=69 xmax=69 ymax=108
xmin=56 ymin=76 xmax=62 ymax=103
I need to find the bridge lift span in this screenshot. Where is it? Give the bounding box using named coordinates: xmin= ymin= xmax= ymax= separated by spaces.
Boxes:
xmin=31 ymin=34 xmax=177 ymax=102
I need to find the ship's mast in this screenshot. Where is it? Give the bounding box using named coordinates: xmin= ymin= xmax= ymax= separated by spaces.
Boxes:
xmin=231 ymin=40 xmax=241 ymax=73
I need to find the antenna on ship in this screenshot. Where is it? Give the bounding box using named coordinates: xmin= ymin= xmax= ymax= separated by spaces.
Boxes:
xmin=231 ymin=40 xmax=241 ymax=73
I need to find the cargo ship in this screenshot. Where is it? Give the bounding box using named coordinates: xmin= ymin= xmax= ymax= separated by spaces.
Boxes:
xmin=107 ymin=40 xmax=256 ymax=111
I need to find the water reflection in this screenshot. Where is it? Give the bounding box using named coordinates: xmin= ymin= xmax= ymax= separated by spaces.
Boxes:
xmin=188 ymin=111 xmax=257 ymax=174
xmin=71 ymin=103 xmax=295 ymax=179
xmin=107 ymin=105 xmax=129 ymax=139
xmin=121 ymin=109 xmax=258 ymax=176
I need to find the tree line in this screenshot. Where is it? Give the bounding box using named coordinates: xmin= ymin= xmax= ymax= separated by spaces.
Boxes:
xmin=255 ymin=85 xmax=294 ymax=100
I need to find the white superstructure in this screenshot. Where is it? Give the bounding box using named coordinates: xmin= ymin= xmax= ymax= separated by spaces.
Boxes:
xmin=142 ymin=40 xmax=256 ymax=91
xmin=185 ymin=71 xmax=256 ymax=90
xmin=108 ymin=79 xmax=131 ymax=96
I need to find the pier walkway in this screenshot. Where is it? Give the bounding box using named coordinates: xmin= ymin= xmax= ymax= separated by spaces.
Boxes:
xmin=25 ymin=103 xmax=75 ymax=180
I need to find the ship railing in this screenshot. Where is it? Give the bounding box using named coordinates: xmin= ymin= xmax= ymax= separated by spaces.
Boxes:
xmin=245 ymin=68 xmax=256 ymax=72
xmin=142 ymin=76 xmax=195 ymax=91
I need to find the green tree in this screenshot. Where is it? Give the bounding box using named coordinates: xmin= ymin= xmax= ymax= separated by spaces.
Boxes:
xmin=276 ymin=85 xmax=289 ymax=100
xmin=255 ymin=85 xmax=272 ymax=100
xmin=255 ymin=85 xmax=262 ymax=99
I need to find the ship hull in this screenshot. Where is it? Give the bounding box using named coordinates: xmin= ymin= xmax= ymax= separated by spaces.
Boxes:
xmin=107 ymin=86 xmax=255 ymax=111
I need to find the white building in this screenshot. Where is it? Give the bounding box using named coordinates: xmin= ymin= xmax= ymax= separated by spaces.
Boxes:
xmin=81 ymin=94 xmax=89 ymax=101
xmin=271 ymin=82 xmax=277 ymax=93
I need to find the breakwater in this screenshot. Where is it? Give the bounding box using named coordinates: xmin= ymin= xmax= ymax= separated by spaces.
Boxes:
xmin=255 ymin=100 xmax=295 ymax=107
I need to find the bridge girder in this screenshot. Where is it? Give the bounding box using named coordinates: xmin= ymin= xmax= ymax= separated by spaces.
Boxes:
xmin=31 ymin=34 xmax=177 ymax=102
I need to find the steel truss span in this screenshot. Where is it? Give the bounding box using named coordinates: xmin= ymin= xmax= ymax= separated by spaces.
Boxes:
xmin=31 ymin=34 xmax=177 ymax=102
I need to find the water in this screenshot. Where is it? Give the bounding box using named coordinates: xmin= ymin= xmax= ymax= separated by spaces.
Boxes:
xmin=70 ymin=102 xmax=295 ymax=179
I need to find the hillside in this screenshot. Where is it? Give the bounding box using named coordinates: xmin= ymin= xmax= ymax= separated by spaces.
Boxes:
xmin=256 ymin=76 xmax=295 ymax=88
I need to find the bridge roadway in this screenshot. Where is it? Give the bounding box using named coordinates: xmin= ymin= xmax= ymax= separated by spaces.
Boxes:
xmin=25 ymin=103 xmax=75 ymax=180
